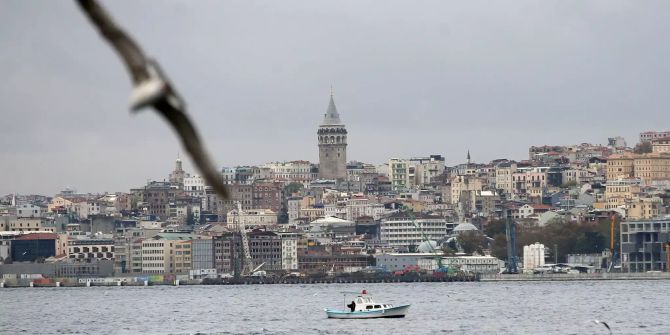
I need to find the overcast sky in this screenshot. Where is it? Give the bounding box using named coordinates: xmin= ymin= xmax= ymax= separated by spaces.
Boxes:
xmin=2 ymin=0 xmax=669 ymax=195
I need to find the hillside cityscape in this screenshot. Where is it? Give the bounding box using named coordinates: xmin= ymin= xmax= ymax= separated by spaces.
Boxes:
xmin=1 ymin=94 xmax=670 ymax=285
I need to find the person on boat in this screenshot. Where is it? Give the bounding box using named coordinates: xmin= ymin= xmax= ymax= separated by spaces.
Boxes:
xmin=347 ymin=301 xmax=356 ymax=312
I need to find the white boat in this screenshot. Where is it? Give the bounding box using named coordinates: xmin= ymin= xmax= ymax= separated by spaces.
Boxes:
xmin=324 ymin=290 xmax=410 ymax=319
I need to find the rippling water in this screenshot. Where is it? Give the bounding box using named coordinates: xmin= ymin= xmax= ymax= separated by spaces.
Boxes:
xmin=1 ymin=280 xmax=669 ymax=334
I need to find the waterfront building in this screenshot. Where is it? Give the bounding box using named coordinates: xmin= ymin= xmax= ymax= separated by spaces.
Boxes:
xmin=141 ymin=233 xmax=194 ymax=274
xmin=114 ymin=235 xmax=143 ymax=274
xmin=318 ymin=93 xmax=347 ymax=180
xmin=277 ymin=231 xmax=299 ymax=271
xmin=375 ymin=252 xmax=442 ymax=272
xmin=213 ymin=231 xmax=283 ymax=274
xmin=380 ymin=212 xmax=449 ymax=249
xmin=418 ymin=255 xmax=505 ymax=274
xmin=11 ymin=233 xmax=57 ymax=262
xmin=298 ymin=253 xmax=371 ymax=274
xmin=620 ymin=219 xmax=670 ymax=272
xmin=191 ymin=239 xmax=214 ymax=271
xmin=68 ymin=238 xmax=115 ymax=262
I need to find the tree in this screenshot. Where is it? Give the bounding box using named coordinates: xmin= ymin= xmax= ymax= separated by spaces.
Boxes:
xmin=278 ymin=209 xmax=289 ymax=224
xmin=283 ymin=182 xmax=304 ymax=196
xmin=484 ymin=219 xmax=507 ymax=237
xmin=186 ymin=212 xmax=195 ymax=225
xmin=441 ymin=240 xmax=458 ymax=255
xmin=458 ymin=231 xmax=488 ymax=255
xmin=574 ymin=231 xmax=606 ymax=254
xmin=490 ymin=234 xmax=508 ymax=260
xmin=562 ymin=180 xmax=578 ymax=188
xmin=634 ymin=141 xmax=652 ymax=154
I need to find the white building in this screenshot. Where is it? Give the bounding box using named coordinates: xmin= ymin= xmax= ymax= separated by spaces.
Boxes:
xmin=287 ymin=198 xmax=302 ymax=224
xmin=68 ymin=237 xmax=115 ymax=262
xmin=226 ymin=208 xmax=278 ymax=228
xmin=72 ymin=201 xmax=102 ymax=220
xmin=345 ymin=197 xmax=387 ymax=221
xmin=409 ymin=155 xmax=446 ymax=186
xmin=523 ymin=242 xmax=545 ymax=273
xmin=16 ymin=204 xmax=42 ymax=218
xmin=263 ymin=161 xmax=313 ymax=186
xmin=418 ymin=256 xmax=505 ymax=274
xmin=388 ymin=158 xmax=411 ymax=191
xmin=183 ymin=175 xmax=206 ymax=198
xmin=277 ymin=232 xmax=299 ymax=271
xmin=380 ymin=212 xmax=449 ymax=249
xmin=307 ymin=216 xmax=356 ymax=245
xmin=495 ymin=163 xmax=517 ymax=195
xmin=375 ymin=252 xmax=442 ymax=272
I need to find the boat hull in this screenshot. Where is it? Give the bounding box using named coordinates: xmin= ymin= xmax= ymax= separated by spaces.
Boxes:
xmin=324 ymin=305 xmax=410 ymax=319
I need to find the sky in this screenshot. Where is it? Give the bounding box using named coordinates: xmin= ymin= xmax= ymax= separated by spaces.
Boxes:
xmin=1 ymin=0 xmax=669 ymax=195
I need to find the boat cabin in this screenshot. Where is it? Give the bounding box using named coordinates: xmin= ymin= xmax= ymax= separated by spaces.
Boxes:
xmin=348 ymin=295 xmax=394 ymax=312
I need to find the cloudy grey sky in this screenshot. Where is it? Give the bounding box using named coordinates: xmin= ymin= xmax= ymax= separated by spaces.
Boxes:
xmin=1 ymin=0 xmax=669 ymax=195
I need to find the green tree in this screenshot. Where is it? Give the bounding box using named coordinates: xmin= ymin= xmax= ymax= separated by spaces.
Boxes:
xmin=574 ymin=231 xmax=606 ymax=254
xmin=562 ymin=180 xmax=577 ymax=188
xmin=490 ymin=234 xmax=508 ymax=260
xmin=634 ymin=141 xmax=652 ymax=154
xmin=283 ymin=182 xmax=304 ymax=196
xmin=186 ymin=212 xmax=195 ymax=225
xmin=458 ymin=231 xmax=488 ymax=255
xmin=484 ymin=219 xmax=507 ymax=237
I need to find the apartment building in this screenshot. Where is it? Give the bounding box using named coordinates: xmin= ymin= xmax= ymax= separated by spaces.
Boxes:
xmin=380 ymin=212 xmax=449 ymax=249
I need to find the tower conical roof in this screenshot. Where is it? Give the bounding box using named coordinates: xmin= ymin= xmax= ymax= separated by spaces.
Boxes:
xmin=322 ymin=95 xmax=342 ymax=125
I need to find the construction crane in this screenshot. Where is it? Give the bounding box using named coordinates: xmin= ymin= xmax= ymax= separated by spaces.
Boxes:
xmin=504 ymin=209 xmax=519 ymax=274
xmin=235 ymin=201 xmax=254 ymax=276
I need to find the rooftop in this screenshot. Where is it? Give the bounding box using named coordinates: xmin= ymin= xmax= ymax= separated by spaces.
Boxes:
xmin=321 ymin=95 xmax=343 ymax=126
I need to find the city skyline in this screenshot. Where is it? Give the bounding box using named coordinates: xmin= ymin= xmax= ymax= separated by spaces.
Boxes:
xmin=3 ymin=1 xmax=670 ymax=194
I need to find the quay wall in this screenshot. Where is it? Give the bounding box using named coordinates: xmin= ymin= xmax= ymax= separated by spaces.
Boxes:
xmin=480 ymin=272 xmax=670 ymax=282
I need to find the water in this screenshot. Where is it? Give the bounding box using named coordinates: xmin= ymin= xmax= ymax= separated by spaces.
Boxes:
xmin=1 ymin=280 xmax=668 ymax=334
